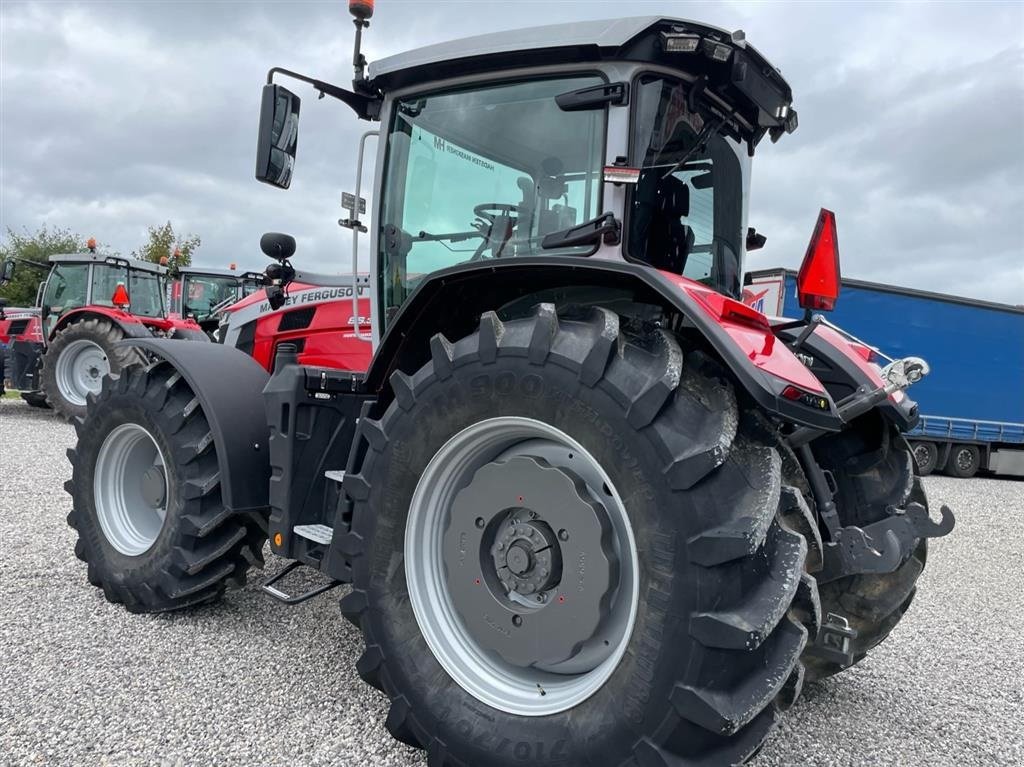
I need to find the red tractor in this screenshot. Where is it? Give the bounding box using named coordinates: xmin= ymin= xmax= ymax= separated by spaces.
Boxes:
xmin=166 ymin=265 xmax=265 ymax=336
xmin=0 ymin=240 xmax=207 ymax=419
xmin=0 ymin=301 xmax=43 ymax=395
xmin=67 ymin=8 xmax=954 ymax=765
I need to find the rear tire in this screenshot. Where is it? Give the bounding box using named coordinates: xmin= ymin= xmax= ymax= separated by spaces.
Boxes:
xmin=805 ymin=415 xmax=928 ymax=680
xmin=341 ymin=305 xmax=820 ymax=766
xmin=910 ymin=440 xmax=938 ymax=476
xmin=944 ymin=443 xmax=981 ymax=478
xmin=41 ymin=317 xmax=141 ymax=421
xmin=66 ymin=362 xmax=267 ymax=612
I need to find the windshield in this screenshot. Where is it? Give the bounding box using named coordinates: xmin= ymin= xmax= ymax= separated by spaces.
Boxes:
xmin=627 ymin=75 xmax=748 ymax=298
xmin=181 ymin=275 xmax=240 ymax=322
xmin=379 ymin=75 xmax=606 ymax=316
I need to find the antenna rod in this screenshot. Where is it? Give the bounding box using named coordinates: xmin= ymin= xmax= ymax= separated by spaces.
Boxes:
xmin=349 ymin=0 xmax=374 ymax=89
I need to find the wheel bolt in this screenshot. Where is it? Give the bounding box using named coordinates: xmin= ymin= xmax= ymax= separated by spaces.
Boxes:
xmin=558 ymin=529 xmax=569 ymax=541
xmin=475 ymin=517 xmax=485 ymax=529
xmin=512 ymin=615 xmax=523 ymax=627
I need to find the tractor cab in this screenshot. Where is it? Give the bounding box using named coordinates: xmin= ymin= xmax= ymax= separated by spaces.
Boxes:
xmin=169 ymin=265 xmax=264 ymax=331
xmin=256 ymin=15 xmax=796 ymax=344
xmin=38 ymin=247 xmax=167 ymax=338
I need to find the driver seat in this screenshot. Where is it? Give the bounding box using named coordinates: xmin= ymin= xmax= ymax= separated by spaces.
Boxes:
xmin=647 ymin=174 xmax=694 ymax=275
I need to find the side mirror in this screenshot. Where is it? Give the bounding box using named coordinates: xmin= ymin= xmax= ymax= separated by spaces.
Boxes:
xmin=746 ymin=227 xmax=767 ymax=251
xmin=260 ymin=232 xmax=296 ymax=261
xmin=797 ymin=208 xmax=840 ymax=311
xmin=1 ymin=258 xmax=15 ymax=286
xmin=255 ymin=84 xmax=301 ymax=189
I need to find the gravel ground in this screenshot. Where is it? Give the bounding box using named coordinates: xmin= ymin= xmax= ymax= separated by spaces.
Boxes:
xmin=1 ymin=396 xmax=1022 ymax=767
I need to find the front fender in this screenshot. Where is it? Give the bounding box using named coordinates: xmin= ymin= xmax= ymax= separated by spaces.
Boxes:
xmin=366 ymin=258 xmax=842 ymax=431
xmin=119 ymin=339 xmax=271 ymax=513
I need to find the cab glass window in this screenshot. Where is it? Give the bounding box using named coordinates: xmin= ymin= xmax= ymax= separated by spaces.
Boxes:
xmin=379 ymin=75 xmax=606 ymax=317
xmin=627 ymin=75 xmax=748 ymax=298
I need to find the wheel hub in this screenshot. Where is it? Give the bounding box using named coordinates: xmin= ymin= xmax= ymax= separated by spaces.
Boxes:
xmin=443 ymin=454 xmax=617 ymax=670
xmin=141 ymin=465 xmax=167 ymax=509
xmin=492 ymin=516 xmax=561 ymax=595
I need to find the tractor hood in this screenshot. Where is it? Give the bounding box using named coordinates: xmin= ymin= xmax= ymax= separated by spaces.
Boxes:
xmin=369 ymin=16 xmax=797 ymax=147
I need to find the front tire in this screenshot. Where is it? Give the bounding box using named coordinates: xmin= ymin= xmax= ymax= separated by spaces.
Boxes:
xmin=341 ymin=305 xmax=820 ymax=766
xmin=41 ymin=317 xmax=141 ymax=420
xmin=66 ymin=362 xmax=267 ymax=612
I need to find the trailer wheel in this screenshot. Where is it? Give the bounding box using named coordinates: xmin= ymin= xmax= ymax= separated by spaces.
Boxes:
xmin=41 ymin=317 xmax=141 ymax=421
xmin=341 ymin=305 xmax=820 ymax=767
xmin=65 ymin=362 xmax=267 ymax=612
xmin=910 ymin=441 xmax=938 ymax=476
xmin=945 ymin=444 xmax=981 ymax=478
xmin=805 ymin=415 xmax=928 ymax=680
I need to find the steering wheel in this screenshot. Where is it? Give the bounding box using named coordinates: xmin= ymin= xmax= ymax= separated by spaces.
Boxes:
xmin=473 ymin=203 xmax=519 ymax=225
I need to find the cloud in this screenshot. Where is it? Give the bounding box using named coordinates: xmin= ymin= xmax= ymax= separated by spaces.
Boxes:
xmin=1 ymin=0 xmax=1022 ymax=303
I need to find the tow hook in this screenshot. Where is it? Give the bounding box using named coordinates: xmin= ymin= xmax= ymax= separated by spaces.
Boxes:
xmin=815 ymin=502 xmax=955 ymax=585
xmin=880 ymin=356 xmax=929 ymax=391
xmin=809 ymin=613 xmax=859 ymax=666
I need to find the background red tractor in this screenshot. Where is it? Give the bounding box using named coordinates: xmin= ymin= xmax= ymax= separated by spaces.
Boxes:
xmin=66 ymin=7 xmax=954 ymax=765
xmin=0 ymin=240 xmax=208 ymax=419
xmin=166 ymin=265 xmax=265 ymax=336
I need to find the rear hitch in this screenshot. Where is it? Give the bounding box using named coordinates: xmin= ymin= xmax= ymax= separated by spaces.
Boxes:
xmin=816 ymin=502 xmax=955 ymax=584
xmin=261 ymin=561 xmax=342 ymax=605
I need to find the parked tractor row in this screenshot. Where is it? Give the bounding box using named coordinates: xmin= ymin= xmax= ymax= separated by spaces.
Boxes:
xmin=31 ymin=5 xmax=961 ymax=765
xmin=0 ymin=244 xmax=263 ymax=418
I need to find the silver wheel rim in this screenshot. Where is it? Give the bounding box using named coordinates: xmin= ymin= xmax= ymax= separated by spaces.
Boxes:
xmin=56 ymin=339 xmax=108 ymax=407
xmin=405 ymin=417 xmax=639 ymax=716
xmin=94 ymin=423 xmax=169 ymax=556
xmin=956 ymin=448 xmax=974 ymax=472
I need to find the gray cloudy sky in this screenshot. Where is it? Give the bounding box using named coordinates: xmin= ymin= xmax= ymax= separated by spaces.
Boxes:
xmin=2 ymin=0 xmax=1022 ymax=303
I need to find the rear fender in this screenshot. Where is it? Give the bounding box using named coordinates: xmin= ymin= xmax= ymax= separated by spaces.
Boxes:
xmin=51 ymin=308 xmax=153 ymax=342
xmin=364 ymin=258 xmax=842 ymax=430
xmin=782 ymin=324 xmax=920 ymax=431
xmin=119 ymin=339 xmax=271 ymax=513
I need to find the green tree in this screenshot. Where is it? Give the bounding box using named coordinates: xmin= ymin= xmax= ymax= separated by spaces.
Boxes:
xmin=132 ymin=221 xmax=200 ymax=270
xmin=0 ymin=225 xmax=84 ymax=306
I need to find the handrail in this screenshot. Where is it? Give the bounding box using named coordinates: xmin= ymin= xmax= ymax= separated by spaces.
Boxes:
xmin=350 ymin=130 xmax=378 ymax=343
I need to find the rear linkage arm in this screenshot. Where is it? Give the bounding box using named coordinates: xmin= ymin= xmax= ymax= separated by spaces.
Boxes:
xmin=789 ymin=356 xmax=956 ymax=586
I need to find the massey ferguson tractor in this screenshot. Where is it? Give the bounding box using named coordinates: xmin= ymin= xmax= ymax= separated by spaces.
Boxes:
xmin=0 ymin=240 xmax=208 ymax=419
xmin=66 ymin=8 xmax=954 ymax=765
xmin=166 ymin=265 xmax=265 ymax=335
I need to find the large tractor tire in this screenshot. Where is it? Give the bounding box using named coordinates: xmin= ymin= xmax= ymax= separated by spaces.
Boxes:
xmin=41 ymin=317 xmax=141 ymax=421
xmin=341 ymin=304 xmax=821 ymax=767
xmin=804 ymin=415 xmax=927 ymax=681
xmin=65 ymin=362 xmax=267 ymax=612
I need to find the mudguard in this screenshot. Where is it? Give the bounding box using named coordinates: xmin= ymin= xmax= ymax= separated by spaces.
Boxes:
xmin=51 ymin=308 xmax=155 ymax=341
xmin=119 ymin=339 xmax=271 ymax=513
xmin=365 ymin=257 xmax=843 ymax=431
xmin=781 ymin=324 xmax=920 ymax=431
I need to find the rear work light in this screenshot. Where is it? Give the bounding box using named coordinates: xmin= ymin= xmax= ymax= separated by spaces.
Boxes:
xmin=797 ymin=208 xmax=841 ymax=311
xmin=661 ymin=33 xmax=700 ymax=53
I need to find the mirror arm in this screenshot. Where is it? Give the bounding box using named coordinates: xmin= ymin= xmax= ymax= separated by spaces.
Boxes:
xmin=267 ymin=67 xmax=380 ymax=121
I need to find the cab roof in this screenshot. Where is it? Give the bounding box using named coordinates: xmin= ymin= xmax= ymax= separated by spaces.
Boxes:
xmin=368 ymin=16 xmax=795 ymax=146
xmin=49 ymin=251 xmax=168 ymax=274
